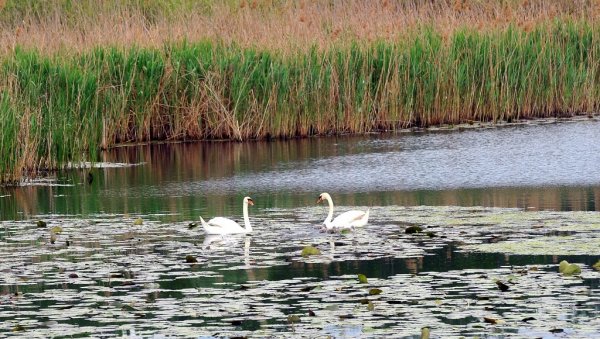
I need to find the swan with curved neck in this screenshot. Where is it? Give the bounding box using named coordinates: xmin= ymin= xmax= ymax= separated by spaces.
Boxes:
xmin=316 ymin=192 xmax=369 ymax=230
xmin=200 ymin=196 xmax=254 ymax=235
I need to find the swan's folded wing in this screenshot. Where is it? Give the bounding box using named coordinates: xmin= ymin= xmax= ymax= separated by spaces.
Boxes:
xmin=333 ymin=210 xmax=366 ymax=224
xmin=207 ymin=217 xmax=241 ymax=229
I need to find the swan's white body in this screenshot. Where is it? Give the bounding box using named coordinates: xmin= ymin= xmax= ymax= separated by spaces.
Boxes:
xmin=200 ymin=197 xmax=254 ymax=235
xmin=317 ymin=193 xmax=369 ymax=230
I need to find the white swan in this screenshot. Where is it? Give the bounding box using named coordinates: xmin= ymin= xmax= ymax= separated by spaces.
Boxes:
xmin=200 ymin=197 xmax=254 ymax=235
xmin=316 ymin=192 xmax=369 ymax=230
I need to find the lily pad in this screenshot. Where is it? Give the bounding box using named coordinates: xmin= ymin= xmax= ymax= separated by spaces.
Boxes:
xmin=592 ymin=260 xmax=600 ymax=271
xmin=368 ymin=288 xmax=382 ymax=295
xmin=301 ymin=246 xmax=321 ymax=257
xmin=36 ymin=220 xmax=47 ymax=228
xmin=558 ymin=260 xmax=581 ymax=276
xmin=133 ymin=218 xmax=144 ymax=226
xmin=51 ymin=225 xmax=63 ymax=234
xmin=357 ymin=274 xmax=368 ymax=284
xmin=287 ymin=314 xmax=300 ymax=324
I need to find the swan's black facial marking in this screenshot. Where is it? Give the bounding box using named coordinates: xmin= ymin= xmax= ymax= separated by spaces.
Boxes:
xmin=316 ymin=195 xmax=323 ymax=203
xmin=247 ymin=198 xmax=254 ymax=206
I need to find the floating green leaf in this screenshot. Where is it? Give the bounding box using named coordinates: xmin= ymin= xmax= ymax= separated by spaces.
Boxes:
xmin=133 ymin=218 xmax=143 ymax=226
xmin=36 ymin=220 xmax=47 ymax=228
xmin=301 ymin=246 xmax=320 ymax=257
xmin=558 ymin=260 xmax=581 ymax=275
xmin=592 ymin=260 xmax=600 ymax=271
xmin=51 ymin=226 xmax=63 ymax=234
xmin=185 ymin=255 xmax=198 ymax=263
xmin=368 ymin=288 xmax=382 ymax=295
xmin=421 ymin=327 xmax=430 ymax=339
xmin=357 ymin=274 xmax=368 ymax=284
xmin=287 ymin=314 xmax=300 ymax=323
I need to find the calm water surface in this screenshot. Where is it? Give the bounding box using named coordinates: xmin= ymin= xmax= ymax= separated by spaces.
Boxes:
xmin=0 ymin=119 xmax=599 ymax=337
xmin=2 ymin=119 xmax=600 ymax=220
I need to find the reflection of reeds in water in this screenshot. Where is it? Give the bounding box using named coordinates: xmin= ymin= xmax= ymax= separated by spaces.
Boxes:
xmin=2 ymin=1 xmax=600 ymax=182
xmin=4 ymin=137 xmax=600 ymax=221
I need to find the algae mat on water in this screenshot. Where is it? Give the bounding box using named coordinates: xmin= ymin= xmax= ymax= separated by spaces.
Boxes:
xmin=0 ymin=206 xmax=598 ymax=337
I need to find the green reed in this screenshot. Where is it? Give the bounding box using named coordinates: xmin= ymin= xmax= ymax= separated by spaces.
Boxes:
xmin=1 ymin=21 xmax=600 ymax=183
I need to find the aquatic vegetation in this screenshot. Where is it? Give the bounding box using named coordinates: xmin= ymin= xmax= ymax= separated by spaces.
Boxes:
xmin=468 ymin=236 xmax=600 ymax=256
xmin=405 ymin=225 xmax=423 ymax=234
xmin=0 ymin=206 xmax=598 ymax=336
xmin=2 ymin=0 xmax=600 ymax=54
xmin=3 ymin=20 xmax=600 ymax=182
xmin=559 ymin=260 xmax=582 ymax=276
xmin=185 ymin=255 xmax=198 ymax=263
xmin=495 ymin=280 xmax=510 ymax=292
xmin=301 ymin=246 xmax=321 ymax=257
xmin=368 ymin=288 xmax=382 ymax=295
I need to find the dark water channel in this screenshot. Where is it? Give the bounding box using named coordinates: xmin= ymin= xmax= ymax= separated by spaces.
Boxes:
xmin=1 ymin=118 xmax=599 ymax=337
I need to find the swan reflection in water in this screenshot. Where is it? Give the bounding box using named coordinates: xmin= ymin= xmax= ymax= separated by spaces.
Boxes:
xmin=202 ymin=235 xmax=253 ymax=267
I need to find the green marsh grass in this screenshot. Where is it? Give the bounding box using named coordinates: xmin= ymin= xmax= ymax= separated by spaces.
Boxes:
xmin=1 ymin=21 xmax=600 ymax=183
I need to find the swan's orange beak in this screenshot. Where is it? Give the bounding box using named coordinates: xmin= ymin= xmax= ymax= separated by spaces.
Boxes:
xmin=316 ymin=196 xmax=323 ymax=204
xmin=247 ymin=199 xmax=254 ymax=206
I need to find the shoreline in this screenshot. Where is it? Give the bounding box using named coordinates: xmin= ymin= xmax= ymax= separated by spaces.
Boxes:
xmin=106 ymin=112 xmax=599 ymax=148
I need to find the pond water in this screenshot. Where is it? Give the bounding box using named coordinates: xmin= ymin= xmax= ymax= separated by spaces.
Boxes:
xmin=1 ymin=118 xmax=599 ymax=337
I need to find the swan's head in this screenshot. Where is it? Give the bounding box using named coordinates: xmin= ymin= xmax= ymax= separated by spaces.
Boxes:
xmin=316 ymin=192 xmax=330 ymax=204
xmin=244 ymin=196 xmax=254 ymax=206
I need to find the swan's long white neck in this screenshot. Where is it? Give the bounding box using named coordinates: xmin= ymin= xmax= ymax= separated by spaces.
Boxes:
xmin=324 ymin=195 xmax=334 ymax=226
xmin=243 ymin=201 xmax=252 ymax=232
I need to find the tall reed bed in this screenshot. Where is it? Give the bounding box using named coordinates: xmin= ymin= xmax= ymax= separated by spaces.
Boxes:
xmin=2 ymin=0 xmax=600 ymax=55
xmin=1 ymin=21 xmax=600 ymax=183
